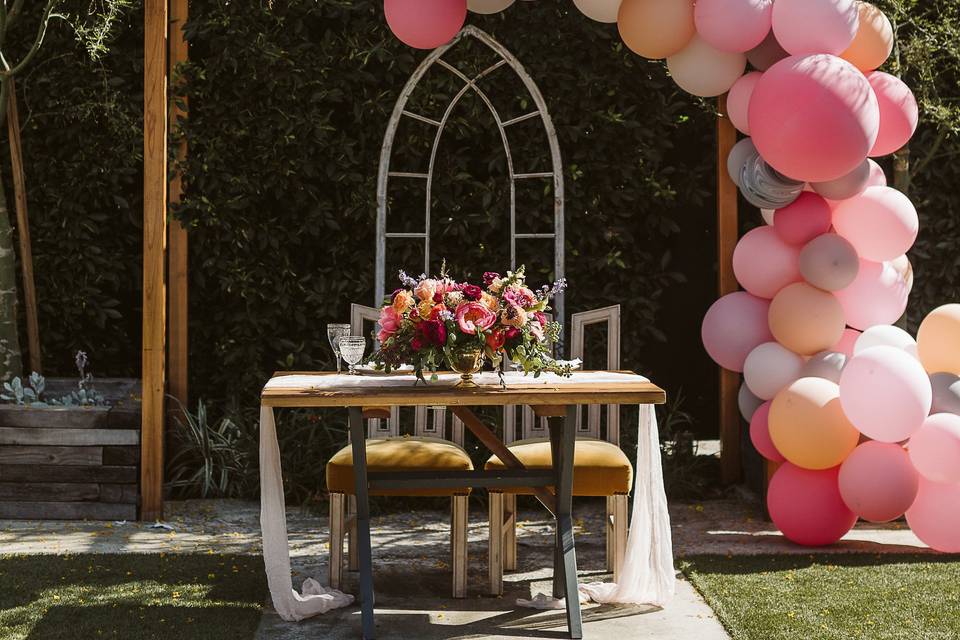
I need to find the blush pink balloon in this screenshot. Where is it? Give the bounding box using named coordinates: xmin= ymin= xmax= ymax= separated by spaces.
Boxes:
xmin=835 ymin=259 xmax=910 ymax=330
xmin=749 ymin=55 xmax=880 ymax=183
xmin=906 ymin=477 xmax=960 ymax=552
xmin=908 ymin=413 xmax=960 ymax=484
xmin=727 ymin=71 xmax=762 ymax=135
xmin=767 ymin=463 xmax=857 ymax=546
xmin=866 ymin=158 xmax=887 ymax=187
xmin=384 ymin=0 xmax=466 ymax=49
xmin=840 ymin=345 xmax=932 ymax=442
xmin=750 ymin=401 xmax=786 ymax=462
xmin=867 ymin=71 xmax=919 ymax=157
xmin=839 ymin=441 xmax=919 ymax=522
xmin=773 ymin=192 xmax=833 ymax=246
xmin=694 ymin=0 xmax=772 ymax=53
xmin=833 ymin=186 xmax=918 ymax=262
xmin=732 ymin=226 xmax=802 ymax=298
xmin=832 ymin=328 xmax=862 ymax=357
xmin=702 ymin=292 xmax=774 ymax=372
xmin=771 ymin=0 xmax=859 ymax=56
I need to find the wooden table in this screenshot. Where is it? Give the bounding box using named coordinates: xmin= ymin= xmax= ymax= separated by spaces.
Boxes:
xmin=261 ymin=371 xmax=665 ymax=639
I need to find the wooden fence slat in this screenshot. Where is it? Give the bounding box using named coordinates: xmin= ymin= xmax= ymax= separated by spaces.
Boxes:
xmin=0 ymin=406 xmax=110 ymax=429
xmin=0 ymin=428 xmax=138 ymax=446
xmin=103 ymin=446 xmax=139 ymax=466
xmin=0 ymin=501 xmax=136 ymax=520
xmin=0 ymin=464 xmax=136 ymax=483
xmin=0 ymin=482 xmax=100 ymax=502
xmin=0 ymin=446 xmax=102 ymax=466
xmin=100 ymin=484 xmax=139 ymax=504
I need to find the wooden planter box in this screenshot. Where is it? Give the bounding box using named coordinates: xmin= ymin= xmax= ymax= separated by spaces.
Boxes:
xmin=0 ymin=378 xmax=140 ymax=520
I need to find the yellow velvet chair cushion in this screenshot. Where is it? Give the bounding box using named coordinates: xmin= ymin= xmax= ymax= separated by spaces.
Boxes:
xmin=326 ymin=436 xmax=473 ymax=496
xmin=484 ymin=438 xmax=632 ymax=496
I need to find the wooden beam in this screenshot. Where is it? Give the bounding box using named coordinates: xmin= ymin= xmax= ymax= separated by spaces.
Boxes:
xmin=6 ymin=77 xmax=41 ymax=374
xmin=717 ymin=95 xmax=741 ymax=485
xmin=141 ymin=0 xmax=168 ymax=521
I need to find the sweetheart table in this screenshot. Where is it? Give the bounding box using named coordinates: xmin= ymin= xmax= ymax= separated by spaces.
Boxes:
xmin=259 ymin=370 xmax=666 ymax=640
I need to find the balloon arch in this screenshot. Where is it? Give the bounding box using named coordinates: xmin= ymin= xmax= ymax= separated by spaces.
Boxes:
xmin=381 ymin=0 xmax=960 ymax=553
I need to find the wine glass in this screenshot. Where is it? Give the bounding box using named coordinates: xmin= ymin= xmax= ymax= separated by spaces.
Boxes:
xmin=327 ymin=323 xmax=352 ymax=374
xmin=338 ymin=336 xmax=366 ymax=375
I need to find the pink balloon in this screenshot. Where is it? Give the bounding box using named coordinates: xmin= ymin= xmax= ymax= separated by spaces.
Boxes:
xmin=908 ymin=413 xmax=960 ymax=484
xmin=832 ymin=328 xmax=862 ymax=357
xmin=732 ymin=226 xmax=801 ymax=298
xmin=772 ymin=0 xmax=859 ymax=56
xmin=749 ymin=55 xmax=879 ymax=183
xmin=840 ymin=345 xmax=932 ymax=442
xmin=833 ymin=186 xmax=918 ymax=262
xmin=702 ymin=292 xmax=774 ymax=372
xmin=727 ymin=71 xmax=762 ymax=135
xmin=695 ymin=0 xmax=772 ymax=53
xmin=905 ymin=477 xmax=960 ymax=552
xmin=835 ymin=258 xmax=910 ymax=330
xmin=867 ymin=71 xmax=919 ymax=157
xmin=750 ymin=401 xmax=786 ymax=461
xmin=384 ymin=0 xmax=466 ymax=49
xmin=866 ymin=158 xmax=887 ymax=187
xmin=773 ymin=192 xmax=833 ymax=246
xmin=767 ymin=463 xmax=857 ymax=546
xmin=839 ymin=441 xmax=919 ymax=522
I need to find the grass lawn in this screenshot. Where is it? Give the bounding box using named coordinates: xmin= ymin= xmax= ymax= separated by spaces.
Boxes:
xmin=0 ymin=553 xmax=266 ymax=639
xmin=681 ymin=553 xmax=960 ymax=640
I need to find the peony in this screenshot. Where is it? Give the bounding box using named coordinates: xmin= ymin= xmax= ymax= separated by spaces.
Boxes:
xmin=462 ymin=284 xmax=483 ymax=301
xmin=378 ymin=306 xmax=403 ymax=342
xmin=501 ymin=301 xmax=528 ymax=328
xmin=505 ymin=285 xmax=536 ymax=309
xmin=456 ymin=302 xmax=496 ymax=335
xmin=415 ymin=279 xmax=437 ymax=302
xmin=480 ymin=291 xmax=499 ymax=312
xmin=392 ymin=289 xmax=414 ymax=314
xmin=417 ymin=319 xmax=447 ymax=347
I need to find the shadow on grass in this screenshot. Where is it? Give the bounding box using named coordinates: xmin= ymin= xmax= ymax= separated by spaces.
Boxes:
xmin=681 ymin=552 xmax=960 ymax=575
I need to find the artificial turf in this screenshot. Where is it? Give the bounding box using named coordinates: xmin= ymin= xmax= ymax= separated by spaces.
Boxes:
xmin=0 ymin=553 xmax=266 ymax=639
xmin=681 ymin=553 xmax=960 ymax=640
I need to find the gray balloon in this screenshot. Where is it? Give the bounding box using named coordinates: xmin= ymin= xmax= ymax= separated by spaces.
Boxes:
xmin=738 ymin=380 xmax=764 ymax=422
xmin=930 ymin=372 xmax=960 ymax=415
xmin=811 ymin=158 xmax=871 ymax=200
xmin=800 ymin=351 xmax=848 ymax=384
xmin=727 ymin=138 xmax=756 ymax=187
xmin=799 ymin=234 xmax=860 ymax=292
xmin=747 ymin=30 xmax=789 ymax=71
xmin=739 ymin=151 xmax=804 ymax=210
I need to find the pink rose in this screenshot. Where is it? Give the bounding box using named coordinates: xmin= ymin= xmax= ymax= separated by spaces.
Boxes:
xmin=377 ymin=306 xmax=402 ymax=342
xmin=455 ymin=302 xmax=496 ymax=335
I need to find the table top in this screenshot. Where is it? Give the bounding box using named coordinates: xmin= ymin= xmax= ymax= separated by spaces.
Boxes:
xmin=261 ymin=370 xmax=666 ymax=408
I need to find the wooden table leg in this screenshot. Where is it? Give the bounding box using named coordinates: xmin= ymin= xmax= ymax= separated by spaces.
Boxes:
xmin=550 ymin=406 xmax=583 ymax=639
xmin=349 ymin=407 xmax=376 ymax=639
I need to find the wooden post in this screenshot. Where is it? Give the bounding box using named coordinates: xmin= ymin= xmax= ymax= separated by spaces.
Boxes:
xmin=167 ymin=0 xmax=189 ymax=410
xmin=142 ymin=0 xmax=168 ymax=521
xmin=6 ymin=77 xmax=41 ymax=374
xmin=717 ymin=95 xmax=741 ymax=485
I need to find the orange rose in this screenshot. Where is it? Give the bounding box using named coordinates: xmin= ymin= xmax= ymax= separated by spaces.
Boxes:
xmin=392 ymin=290 xmax=414 ymax=314
xmin=480 ymin=292 xmax=499 ymax=312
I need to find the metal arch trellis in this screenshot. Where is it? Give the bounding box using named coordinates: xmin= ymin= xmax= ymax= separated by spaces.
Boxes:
xmin=375 ymin=25 xmax=566 ymax=330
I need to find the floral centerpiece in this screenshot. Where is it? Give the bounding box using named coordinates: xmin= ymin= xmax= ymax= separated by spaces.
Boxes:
xmin=371 ymin=265 xmax=573 ymax=384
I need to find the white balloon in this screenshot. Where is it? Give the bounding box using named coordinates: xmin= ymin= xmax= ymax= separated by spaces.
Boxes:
xmin=854 ymin=325 xmax=919 ymax=359
xmin=930 ymin=372 xmax=960 ymax=416
xmin=667 ymin=35 xmax=747 ymax=97
xmin=744 ymin=342 xmax=805 ymax=400
xmin=799 ymin=351 xmax=847 ymax=384
xmin=572 ymin=0 xmax=621 ymax=22
xmin=761 ymin=208 xmax=775 ymax=225
xmin=727 ymin=138 xmax=756 ymax=187
xmin=468 ymin=0 xmax=515 ymax=13
xmin=739 ymin=380 xmax=764 ymax=422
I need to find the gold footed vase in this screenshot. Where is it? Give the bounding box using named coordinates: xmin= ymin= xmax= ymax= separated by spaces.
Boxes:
xmin=447 ymin=348 xmax=485 ymax=386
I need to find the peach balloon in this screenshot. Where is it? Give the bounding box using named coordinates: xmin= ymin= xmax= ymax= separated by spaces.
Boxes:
xmin=832 ymin=186 xmax=918 ymax=262
xmin=727 ymin=72 xmax=762 ymax=135
xmin=384 ymin=0 xmax=467 ymax=49
xmin=840 ymin=2 xmax=893 ymax=71
xmin=666 ymin=35 xmax=747 ymax=97
xmin=750 ymin=401 xmax=785 ymax=462
xmin=767 ymin=463 xmax=857 ymax=546
xmin=917 ymin=304 xmax=960 ymax=375
xmin=468 ymin=0 xmax=514 ymax=13
xmin=733 ymin=226 xmax=801 ymax=299
xmin=832 ymin=328 xmax=862 ymax=357
xmin=694 ymin=0 xmax=772 ymax=53
xmin=573 ymin=0 xmax=620 ymax=22
xmin=868 ymin=72 xmax=919 ymax=157
xmin=744 ymin=341 xmax=805 ymax=400
xmin=905 ymin=477 xmax=960 ymax=552
xmin=769 ymin=283 xmax=846 ymax=355
xmin=839 ymin=441 xmax=918 ymax=522
xmin=746 ymin=28 xmax=788 ymax=70
xmin=799 ymin=233 xmax=860 ymax=292
xmin=909 ymin=413 xmax=960 ymax=484
xmin=702 ymin=292 xmax=774 ymax=372
xmin=618 ymin=0 xmax=695 ymax=59
xmin=835 ymin=258 xmax=910 ymax=330
xmin=774 ymin=192 xmax=833 ymax=246
xmin=770 ymin=377 xmax=860 ymax=469
xmin=772 ymin=0 xmax=859 ymax=56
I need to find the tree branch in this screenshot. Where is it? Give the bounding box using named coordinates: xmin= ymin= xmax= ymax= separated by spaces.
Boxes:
xmin=6 ymin=0 xmax=62 ymax=77
xmin=6 ymin=0 xmax=25 ymax=29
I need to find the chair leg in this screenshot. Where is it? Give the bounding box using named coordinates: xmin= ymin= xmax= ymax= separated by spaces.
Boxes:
xmin=488 ymin=492 xmax=504 ymax=596
xmin=605 ymin=496 xmax=615 ymax=573
xmin=611 ymin=494 xmax=628 ymax=583
xmin=347 ymin=494 xmax=359 ymax=571
xmin=503 ymin=493 xmax=517 ymax=572
xmin=451 ymin=494 xmax=468 ymax=599
xmin=328 ymin=492 xmax=345 ymax=590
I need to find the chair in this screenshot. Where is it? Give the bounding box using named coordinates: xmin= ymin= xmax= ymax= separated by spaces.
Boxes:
xmin=486 ymin=305 xmax=629 ymax=595
xmin=327 ymin=304 xmax=471 ymax=598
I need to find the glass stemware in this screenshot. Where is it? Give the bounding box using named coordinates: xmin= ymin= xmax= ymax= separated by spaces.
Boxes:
xmin=327 ymin=323 xmax=352 ymax=374
xmin=338 ymin=336 xmax=366 ymax=375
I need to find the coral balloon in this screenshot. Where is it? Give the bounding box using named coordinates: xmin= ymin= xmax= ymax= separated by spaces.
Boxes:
xmin=744 ymin=342 xmax=805 ymax=400
xmin=905 ymin=477 xmax=960 ymax=552
xmin=573 ymin=0 xmax=620 ymax=22
xmin=917 ymin=304 xmax=960 ymax=375
xmin=666 ymin=35 xmax=746 ymax=97
xmin=727 ymin=72 xmax=761 ymax=135
xmin=617 ymin=0 xmax=695 ymax=59
xmin=746 ymin=29 xmax=787 ymax=70
xmin=732 ymin=226 xmax=801 ymax=299
xmin=774 ymin=192 xmax=833 ymax=246
xmin=749 ymin=55 xmax=880 ymax=183
xmin=769 ymin=377 xmax=860 ymax=469
xmin=739 ymin=380 xmax=765 ymax=422
xmin=835 ymin=258 xmax=909 ymax=330
xmin=840 ymin=345 xmax=932 ymax=442
xmin=694 ymin=0 xmax=772 ymax=53
xmin=909 ymin=413 xmax=960 ymax=484
xmin=833 ymin=186 xmax=918 ymax=262
xmin=811 ymin=158 xmax=871 ymax=200
xmin=840 ymin=2 xmax=893 ymax=71
xmin=727 ymin=138 xmax=756 ymax=186
xmin=832 ymin=328 xmax=861 ymax=357
xmin=868 ymin=72 xmax=919 ymax=157
xmin=702 ymin=292 xmax=773 ymax=372
xmin=839 ymin=441 xmax=918 ymax=522
xmin=769 ymin=283 xmax=846 ymax=355
xmin=750 ymin=401 xmax=785 ymax=462
xmin=772 ymin=0 xmax=859 ymax=56
xmin=384 ymin=0 xmax=466 ymax=49
xmin=930 ymin=373 xmax=960 ymax=415
xmin=854 ymin=325 xmax=918 ymax=358
xmin=799 ymin=234 xmax=859 ymax=292
xmin=767 ymin=464 xmax=857 ymax=546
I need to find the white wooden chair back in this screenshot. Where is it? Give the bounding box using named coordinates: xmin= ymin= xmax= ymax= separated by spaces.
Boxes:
xmin=502 ymin=312 xmax=552 ymax=443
